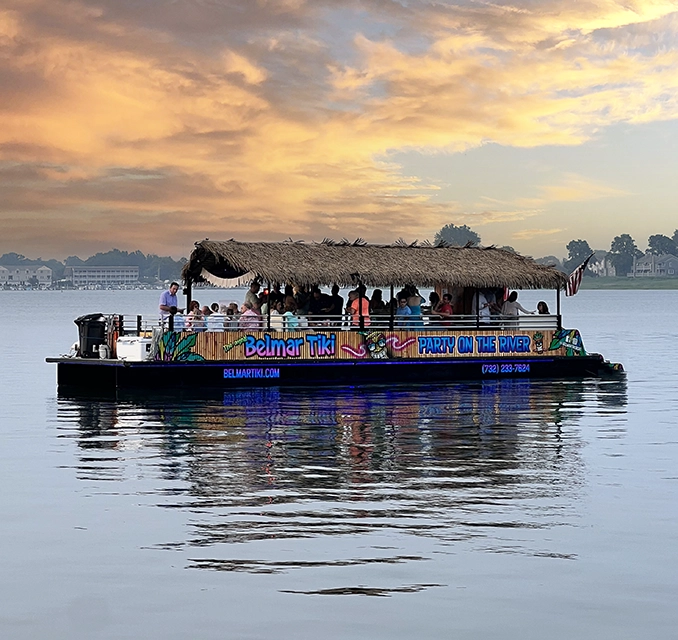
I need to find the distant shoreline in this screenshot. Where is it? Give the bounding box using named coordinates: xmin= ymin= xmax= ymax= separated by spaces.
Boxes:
xmin=3 ymin=279 xmax=678 ymax=291
xmin=581 ymin=277 xmax=678 ymax=290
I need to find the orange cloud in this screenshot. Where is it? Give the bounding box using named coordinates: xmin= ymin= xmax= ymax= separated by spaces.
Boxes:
xmin=1 ymin=0 xmax=677 ymax=258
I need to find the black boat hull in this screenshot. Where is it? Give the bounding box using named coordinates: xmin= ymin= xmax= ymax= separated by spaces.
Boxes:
xmin=49 ymin=354 xmax=620 ymax=396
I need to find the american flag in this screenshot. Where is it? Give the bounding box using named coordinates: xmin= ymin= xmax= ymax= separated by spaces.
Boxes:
xmin=566 ymin=253 xmax=594 ymax=296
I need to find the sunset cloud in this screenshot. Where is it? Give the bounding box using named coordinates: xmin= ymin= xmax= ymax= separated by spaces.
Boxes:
xmin=512 ymin=228 xmax=564 ymax=241
xmin=1 ymin=0 xmax=677 ymax=258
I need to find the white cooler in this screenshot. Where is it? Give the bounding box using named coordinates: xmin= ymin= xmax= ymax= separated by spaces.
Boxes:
xmin=116 ymin=336 xmax=153 ymax=361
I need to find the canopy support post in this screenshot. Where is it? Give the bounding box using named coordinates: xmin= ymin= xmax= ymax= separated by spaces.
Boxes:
xmin=389 ymin=284 xmax=394 ymax=331
xmin=184 ymin=278 xmax=192 ymax=313
xmin=266 ymin=280 xmax=271 ymax=330
xmin=475 ymin=289 xmax=480 ymax=329
xmin=358 ymin=283 xmax=364 ymax=330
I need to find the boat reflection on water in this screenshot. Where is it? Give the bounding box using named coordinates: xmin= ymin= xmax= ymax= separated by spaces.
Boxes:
xmin=56 ymin=378 xmax=627 ymax=571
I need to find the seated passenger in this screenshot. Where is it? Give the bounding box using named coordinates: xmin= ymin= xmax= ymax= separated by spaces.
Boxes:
xmin=206 ymin=307 xmax=225 ymax=331
xmin=225 ymin=303 xmax=239 ymax=330
xmin=283 ymin=299 xmax=300 ymax=330
xmin=238 ymin=302 xmax=262 ymax=330
xmin=186 ymin=300 xmax=206 ymax=332
xmin=172 ymin=312 xmax=185 ymax=331
xmin=395 ymin=297 xmax=412 ymax=327
xmin=269 ymin=300 xmax=285 ymax=331
xmin=537 ymin=301 xmax=550 ymax=314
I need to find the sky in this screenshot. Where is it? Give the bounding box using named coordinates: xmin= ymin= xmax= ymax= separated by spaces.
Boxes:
xmin=1 ymin=0 xmax=678 ymax=260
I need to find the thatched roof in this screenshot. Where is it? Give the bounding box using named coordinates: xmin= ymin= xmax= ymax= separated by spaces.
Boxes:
xmin=182 ymin=239 xmax=567 ymax=290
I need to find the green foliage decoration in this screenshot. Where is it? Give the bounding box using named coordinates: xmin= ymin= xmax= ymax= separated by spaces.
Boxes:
xmin=155 ymin=331 xmax=205 ymax=362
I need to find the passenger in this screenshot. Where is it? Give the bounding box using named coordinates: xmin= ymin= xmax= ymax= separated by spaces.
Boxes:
xmin=225 ymin=303 xmax=239 ymax=330
xmin=395 ymin=297 xmax=412 ymax=327
xmin=407 ymin=286 xmax=425 ymax=327
xmin=293 ymin=284 xmax=310 ymax=315
xmin=238 ymin=301 xmax=262 ymax=330
xmin=283 ymin=299 xmax=300 ymax=330
xmin=483 ymin=290 xmax=497 ymax=315
xmin=489 ymin=288 xmax=505 ymax=315
xmin=158 ymin=281 xmax=184 ymax=321
xmin=172 ymin=312 xmax=185 ymax=331
xmin=210 ymin=302 xmax=220 ymax=314
xmin=437 ymin=293 xmax=455 ymax=327
xmin=186 ymin=300 xmax=206 ymax=332
xmin=259 ymin=291 xmax=270 ymax=315
xmin=261 ymin=288 xmax=277 ymax=315
xmin=537 ymin=301 xmax=550 ymax=314
xmin=269 ymin=284 xmax=283 ymax=307
xmin=329 ymin=284 xmax=344 ymax=326
xmin=201 ymin=305 xmax=211 ymax=317
xmin=428 ymin=291 xmax=441 ymax=312
xmin=244 ymin=281 xmax=261 ymax=312
xmin=283 ymin=284 xmax=295 ymax=308
xmin=370 ymin=289 xmax=387 ymax=315
xmin=307 ymin=287 xmax=333 ymax=326
xmin=206 ymin=306 xmax=225 ymax=331
xmin=346 ymin=290 xmax=371 ymax=327
xmin=269 ymin=300 xmax=285 ymax=331
xmin=501 ymin=291 xmax=535 ymax=317
xmin=472 ymin=290 xmax=491 ymax=324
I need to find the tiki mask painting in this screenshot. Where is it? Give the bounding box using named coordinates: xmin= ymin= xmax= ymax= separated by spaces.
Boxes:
xmin=364 ymin=331 xmax=388 ymax=359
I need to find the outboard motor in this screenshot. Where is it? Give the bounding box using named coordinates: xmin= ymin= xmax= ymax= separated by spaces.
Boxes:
xmin=74 ymin=313 xmax=108 ymax=358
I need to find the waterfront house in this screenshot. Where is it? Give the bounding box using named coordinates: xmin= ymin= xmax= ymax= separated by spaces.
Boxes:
xmin=0 ymin=264 xmax=53 ymax=287
xmin=632 ymin=253 xmax=678 ymax=277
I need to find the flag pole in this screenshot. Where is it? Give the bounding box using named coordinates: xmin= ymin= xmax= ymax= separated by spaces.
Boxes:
xmin=556 ymin=287 xmax=561 ymax=330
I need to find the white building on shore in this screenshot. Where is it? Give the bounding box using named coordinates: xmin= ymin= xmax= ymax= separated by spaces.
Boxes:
xmin=0 ymin=264 xmax=53 ymax=286
xmin=64 ymin=266 xmax=140 ymax=286
xmin=589 ymin=251 xmax=616 ymax=277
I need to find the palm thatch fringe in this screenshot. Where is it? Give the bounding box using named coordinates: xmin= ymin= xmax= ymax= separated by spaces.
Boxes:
xmin=182 ymin=239 xmax=567 ymax=290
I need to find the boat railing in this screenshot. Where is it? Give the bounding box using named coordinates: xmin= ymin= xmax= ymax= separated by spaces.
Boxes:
xmin=113 ymin=312 xmax=560 ymax=336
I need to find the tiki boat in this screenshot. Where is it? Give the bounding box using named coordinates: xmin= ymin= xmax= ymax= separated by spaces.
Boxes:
xmin=48 ymin=239 xmax=623 ymax=394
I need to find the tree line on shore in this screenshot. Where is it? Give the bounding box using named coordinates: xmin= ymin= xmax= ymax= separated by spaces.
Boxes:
xmin=563 ymin=230 xmax=678 ymax=276
xmin=5 ymin=226 xmax=677 ymax=283
xmin=0 ymin=249 xmax=186 ymax=283
xmin=435 ymin=224 xmax=678 ymax=276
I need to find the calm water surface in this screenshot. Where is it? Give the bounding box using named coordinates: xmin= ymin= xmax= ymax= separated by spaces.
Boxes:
xmin=1 ymin=289 xmax=677 ymax=639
